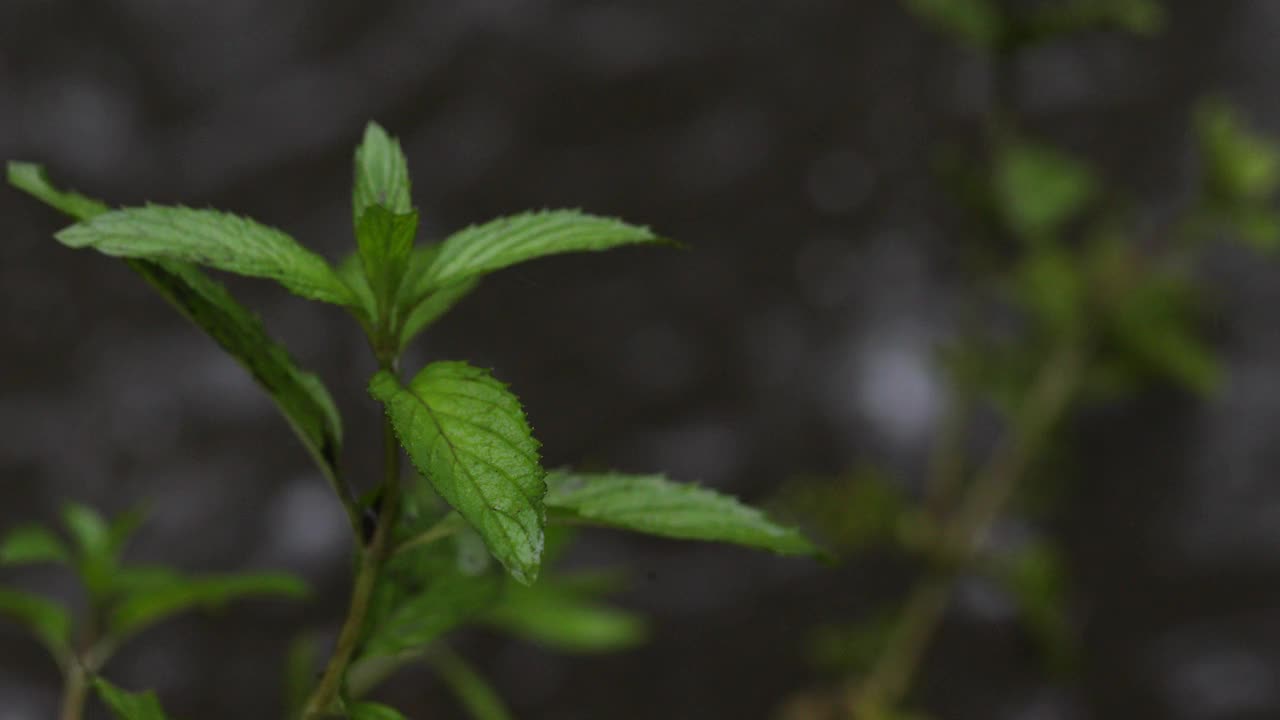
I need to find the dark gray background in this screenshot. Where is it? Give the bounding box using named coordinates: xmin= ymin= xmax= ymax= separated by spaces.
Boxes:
xmin=4 ymin=1 xmax=1280 ymax=718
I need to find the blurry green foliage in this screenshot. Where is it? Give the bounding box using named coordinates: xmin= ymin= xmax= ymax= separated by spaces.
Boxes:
xmin=904 ymin=0 xmax=1165 ymax=51
xmin=1025 ymin=0 xmax=1166 ymax=40
xmin=902 ymin=0 xmax=1006 ymax=49
xmin=481 ymin=571 xmax=646 ymax=653
xmin=772 ymin=467 xmax=907 ymax=555
xmin=1195 ymin=101 xmax=1280 ymax=250
xmin=0 ymin=504 xmax=303 ymax=719
xmin=807 ymin=612 xmax=898 ymax=676
xmin=995 ymin=540 xmax=1076 ymax=675
xmin=94 ymin=677 xmax=171 ymax=720
xmin=794 ymin=2 xmax=1280 ymax=717
xmin=995 ymin=140 xmax=1098 ymax=243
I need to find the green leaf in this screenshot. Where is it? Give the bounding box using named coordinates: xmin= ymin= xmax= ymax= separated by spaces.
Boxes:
xmin=338 ymin=252 xmax=379 ymax=327
xmin=995 ymin=140 xmax=1097 ymax=241
xmin=370 ymin=362 xmax=546 ymax=584
xmin=1198 ymin=101 xmax=1280 ymax=205
xmin=901 ymin=0 xmax=1006 ymax=49
xmin=482 ymin=572 xmax=646 ymax=653
xmin=1107 ymin=273 xmax=1219 ymax=394
xmin=284 ymin=632 xmax=321 ymax=720
xmin=63 ymin=503 xmax=117 ymax=600
xmin=55 ymin=206 xmax=355 ymax=305
xmin=356 ymin=205 xmax=418 ymax=318
xmin=415 ymin=210 xmax=664 ymax=293
xmin=348 ymin=537 xmax=500 ymax=695
xmin=1028 ymin=0 xmax=1166 ymax=38
xmin=397 ymin=278 xmax=479 ymax=350
xmin=1195 ymin=101 xmax=1280 ymax=251
xmin=350 ymin=702 xmax=408 ymax=720
xmin=353 ymin=122 xmax=412 ymax=221
xmin=7 ymin=162 xmax=109 ymax=218
xmin=545 ymin=472 xmax=822 ymax=557
xmin=0 ymin=525 xmax=69 ymax=566
xmin=998 ymin=541 xmax=1075 ymax=674
xmin=9 ymin=165 xmax=347 ymax=492
xmin=430 ymin=648 xmax=513 ymax=720
xmin=0 ymin=587 xmax=72 ymax=659
xmin=108 ymin=570 xmax=307 ymax=641
xmin=385 ymin=245 xmax=479 ymax=350
xmin=359 ymin=550 xmax=501 ymax=660
xmin=93 ymin=678 xmax=170 ymax=720
xmin=63 ymin=503 xmax=110 ymax=555
xmin=1013 ymin=242 xmax=1085 ymax=338
xmin=134 ymin=260 xmax=347 ymax=487
xmin=772 ymin=468 xmax=905 ymax=554
xmin=806 ymin=612 xmax=897 ymax=673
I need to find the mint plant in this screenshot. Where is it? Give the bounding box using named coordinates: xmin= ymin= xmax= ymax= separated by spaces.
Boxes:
xmin=778 ymin=1 xmax=1280 ymax=718
xmin=6 ymin=122 xmax=819 ymax=719
xmin=0 ymin=504 xmax=306 ymax=720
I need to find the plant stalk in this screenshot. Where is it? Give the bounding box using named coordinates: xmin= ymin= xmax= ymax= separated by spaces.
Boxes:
xmin=851 ymin=342 xmax=1084 ymax=715
xmin=302 ymin=385 xmax=403 ymax=719
xmin=58 ymin=663 xmax=88 ymax=720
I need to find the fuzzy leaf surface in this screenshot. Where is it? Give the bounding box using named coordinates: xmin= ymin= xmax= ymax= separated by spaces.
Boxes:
xmin=356 ymin=205 xmax=418 ymax=315
xmin=55 ymin=206 xmax=355 ymax=304
xmin=370 ymin=363 xmax=546 ymax=583
xmin=353 ymin=122 xmax=412 ymax=220
xmin=416 ymin=210 xmax=663 ymax=292
xmin=545 ymin=472 xmax=821 ymax=557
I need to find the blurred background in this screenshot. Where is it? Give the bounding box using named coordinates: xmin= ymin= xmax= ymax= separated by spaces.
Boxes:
xmin=4 ymin=1 xmax=1280 ymax=718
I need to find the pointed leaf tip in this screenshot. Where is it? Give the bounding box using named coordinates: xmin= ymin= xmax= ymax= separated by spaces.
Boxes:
xmin=545 ymin=472 xmax=823 ymax=558
xmin=353 ymin=121 xmax=412 ymax=221
xmin=416 ymin=209 xmax=666 ymax=293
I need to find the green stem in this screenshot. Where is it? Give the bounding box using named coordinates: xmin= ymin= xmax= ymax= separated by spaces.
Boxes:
xmin=852 ymin=342 xmax=1084 ymax=715
xmin=923 ymin=384 xmax=972 ymax=520
xmin=58 ymin=663 xmax=88 ymax=720
xmin=302 ymin=379 xmax=404 ymax=719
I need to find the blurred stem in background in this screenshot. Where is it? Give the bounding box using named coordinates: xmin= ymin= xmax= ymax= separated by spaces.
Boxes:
xmin=853 ymin=342 xmax=1085 ymax=716
xmin=778 ymin=0 xmax=1280 ymax=717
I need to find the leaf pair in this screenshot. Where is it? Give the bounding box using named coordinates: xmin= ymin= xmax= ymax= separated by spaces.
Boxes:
xmin=373 ymin=360 xmax=824 ymax=583
xmin=348 ymin=123 xmax=669 ymax=353
xmin=0 ymin=505 xmax=306 ymax=669
xmin=0 ymin=504 xmax=140 ymax=660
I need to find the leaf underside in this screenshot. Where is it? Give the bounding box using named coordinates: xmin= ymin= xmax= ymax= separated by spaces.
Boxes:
xmin=8 ymin=163 xmax=346 ymax=490
xmin=55 ymin=205 xmax=355 ymax=305
xmin=414 ymin=210 xmax=665 ymax=294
